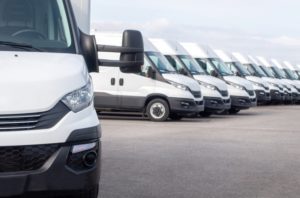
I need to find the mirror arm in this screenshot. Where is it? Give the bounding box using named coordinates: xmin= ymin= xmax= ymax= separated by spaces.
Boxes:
xmin=97 ymin=44 xmax=143 ymax=53
xmin=98 ymin=59 xmax=144 ymax=67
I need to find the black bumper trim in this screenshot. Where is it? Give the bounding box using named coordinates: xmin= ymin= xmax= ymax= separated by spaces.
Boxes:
xmin=230 ymin=96 xmax=252 ymax=110
xmin=0 ymin=126 xmax=101 ymax=197
xmin=168 ymin=98 xmax=204 ymax=114
xmin=255 ymin=90 xmax=271 ymax=102
xmin=204 ymin=97 xmax=227 ymax=112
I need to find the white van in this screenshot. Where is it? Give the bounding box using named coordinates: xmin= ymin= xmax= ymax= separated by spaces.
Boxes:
xmin=176 ymin=43 xmax=256 ymax=114
xmin=257 ymin=57 xmax=294 ymax=103
xmin=92 ymin=34 xmax=204 ymax=121
xmin=148 ymin=39 xmax=231 ymax=117
xmin=282 ymin=61 xmax=300 ymax=84
xmin=0 ymin=0 xmax=144 ymax=197
xmin=270 ymin=59 xmax=300 ymax=102
xmin=246 ymin=55 xmax=284 ymax=102
xmin=215 ymin=50 xmax=271 ymax=104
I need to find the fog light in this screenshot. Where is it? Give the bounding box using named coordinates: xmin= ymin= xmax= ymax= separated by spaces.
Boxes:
xmin=72 ymin=142 xmax=97 ymax=154
xmin=83 ymin=151 xmax=98 ymax=167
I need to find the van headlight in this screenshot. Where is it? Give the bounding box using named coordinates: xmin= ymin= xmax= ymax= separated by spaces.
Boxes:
xmin=62 ymin=78 xmax=93 ymax=113
xmin=168 ymin=80 xmax=189 ymax=91
xmin=249 ymin=81 xmax=263 ymax=88
xmin=198 ymin=81 xmax=217 ymax=90
xmin=227 ymin=82 xmax=245 ymax=90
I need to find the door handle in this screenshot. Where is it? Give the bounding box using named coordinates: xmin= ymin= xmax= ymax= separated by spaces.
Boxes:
xmin=119 ymin=78 xmax=124 ymax=86
xmin=111 ymin=78 xmax=116 ymax=85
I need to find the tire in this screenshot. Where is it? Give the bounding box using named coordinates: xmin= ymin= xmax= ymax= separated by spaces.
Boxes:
xmin=146 ymin=99 xmax=170 ymax=121
xmin=199 ymin=112 xmax=212 ymax=118
xmin=228 ymin=109 xmax=240 ymax=115
xmin=169 ymin=114 xmax=183 ymax=121
xmin=72 ymin=185 xmax=99 ymax=198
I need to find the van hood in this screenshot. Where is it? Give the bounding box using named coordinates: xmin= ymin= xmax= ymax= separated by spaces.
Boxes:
xmin=193 ymin=75 xmax=228 ymax=91
xmin=262 ymin=77 xmax=284 ymax=88
xmin=162 ymin=73 xmax=201 ymax=92
xmin=281 ymin=79 xmax=300 ymax=89
xmin=224 ymin=76 xmax=254 ymax=91
xmin=246 ymin=76 xmax=269 ymax=87
xmin=0 ymin=52 xmax=88 ymax=114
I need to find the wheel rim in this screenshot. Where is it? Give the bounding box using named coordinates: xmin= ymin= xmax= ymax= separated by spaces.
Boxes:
xmin=150 ymin=102 xmax=166 ymax=119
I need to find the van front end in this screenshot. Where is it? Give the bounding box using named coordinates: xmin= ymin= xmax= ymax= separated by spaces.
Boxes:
xmin=226 ymin=84 xmax=256 ymax=114
xmin=199 ymin=85 xmax=231 ymax=113
xmin=0 ymin=71 xmax=101 ymax=197
xmin=165 ymin=81 xmax=205 ymax=117
xmin=0 ymin=106 xmax=101 ymax=197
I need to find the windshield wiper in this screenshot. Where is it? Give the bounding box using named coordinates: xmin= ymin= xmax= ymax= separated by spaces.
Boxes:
xmin=0 ymin=41 xmax=43 ymax=52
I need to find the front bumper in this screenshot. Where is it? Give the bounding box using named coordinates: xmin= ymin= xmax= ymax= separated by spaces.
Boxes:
xmin=270 ymin=90 xmax=283 ymax=102
xmin=231 ymin=96 xmax=252 ymax=110
xmin=284 ymin=92 xmax=292 ymax=102
xmin=0 ymin=126 xmax=101 ymax=197
xmin=255 ymin=90 xmax=271 ymax=102
xmin=169 ymin=98 xmax=205 ymax=115
xmin=204 ymin=97 xmax=231 ymax=112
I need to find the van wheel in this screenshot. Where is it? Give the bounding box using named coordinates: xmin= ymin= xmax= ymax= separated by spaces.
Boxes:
xmin=169 ymin=114 xmax=183 ymax=121
xmin=146 ymin=99 xmax=169 ymax=121
xmin=72 ymin=185 xmax=99 ymax=198
xmin=199 ymin=112 xmax=212 ymax=118
xmin=228 ymin=109 xmax=240 ymax=114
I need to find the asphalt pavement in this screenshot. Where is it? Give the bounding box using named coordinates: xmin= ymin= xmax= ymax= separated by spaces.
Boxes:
xmin=99 ymin=106 xmax=300 ymax=198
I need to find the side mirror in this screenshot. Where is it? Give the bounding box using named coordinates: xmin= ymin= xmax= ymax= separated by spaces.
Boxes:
xmin=147 ymin=67 xmax=156 ymax=79
xmin=236 ymin=71 xmax=241 ymax=77
xmin=179 ymin=68 xmax=188 ymax=76
xmin=80 ymin=31 xmax=99 ymax=73
xmin=211 ymin=70 xmax=219 ymax=77
xmin=97 ymin=30 xmax=144 ymax=73
xmin=120 ymin=30 xmax=144 ymax=73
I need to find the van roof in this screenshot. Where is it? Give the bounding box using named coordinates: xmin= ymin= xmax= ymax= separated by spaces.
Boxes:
xmin=283 ymin=61 xmax=297 ymax=71
xmin=256 ymin=56 xmax=272 ymax=67
xmin=148 ymin=39 xmax=191 ymax=55
xmin=179 ymin=43 xmax=218 ymax=58
xmin=247 ymin=55 xmax=260 ymax=65
xmin=214 ymin=49 xmax=235 ymax=63
xmin=270 ymin=59 xmax=284 ymax=69
xmin=232 ymin=52 xmax=251 ymax=64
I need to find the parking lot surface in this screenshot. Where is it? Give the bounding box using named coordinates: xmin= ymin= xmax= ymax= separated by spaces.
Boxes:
xmin=99 ymin=106 xmax=300 ymax=198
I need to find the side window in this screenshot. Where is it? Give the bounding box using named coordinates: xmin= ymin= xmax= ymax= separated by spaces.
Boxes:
xmin=247 ymin=65 xmax=255 ymax=75
xmin=227 ymin=63 xmax=238 ymax=75
xmin=199 ymin=60 xmax=215 ymax=76
xmin=165 ymin=56 xmax=183 ymax=71
xmin=140 ymin=57 xmax=152 ymax=78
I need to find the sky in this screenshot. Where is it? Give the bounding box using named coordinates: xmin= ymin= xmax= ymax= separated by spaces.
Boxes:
xmin=91 ymin=0 xmax=300 ymax=64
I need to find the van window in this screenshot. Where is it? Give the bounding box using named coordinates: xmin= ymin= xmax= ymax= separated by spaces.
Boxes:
xmin=146 ymin=52 xmax=176 ymax=74
xmin=226 ymin=62 xmax=239 ymax=76
xmin=165 ymin=55 xmax=184 ymax=71
xmin=177 ymin=55 xmax=207 ymax=75
xmin=140 ymin=57 xmax=152 ymax=77
xmin=0 ymin=0 xmax=75 ymax=52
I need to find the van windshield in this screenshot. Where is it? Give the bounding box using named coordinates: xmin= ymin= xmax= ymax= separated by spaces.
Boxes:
xmin=284 ymin=68 xmax=298 ymax=80
xmin=271 ymin=66 xmax=287 ymax=79
xmin=249 ymin=64 xmax=267 ymax=77
xmin=227 ymin=62 xmax=251 ymax=76
xmin=209 ymin=58 xmax=234 ymax=76
xmin=177 ymin=55 xmax=207 ymax=75
xmin=0 ymin=0 xmax=75 ymax=53
xmin=260 ymin=66 xmax=276 ymax=78
xmin=146 ymin=52 xmax=177 ymax=74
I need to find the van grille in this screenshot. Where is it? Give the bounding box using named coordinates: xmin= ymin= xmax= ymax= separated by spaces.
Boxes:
xmin=0 ymin=144 xmax=59 ymax=172
xmin=219 ymin=90 xmax=229 ymax=97
xmin=190 ymin=91 xmax=201 ymax=98
xmin=0 ymin=102 xmax=70 ymax=132
xmin=246 ymin=90 xmax=255 ymax=96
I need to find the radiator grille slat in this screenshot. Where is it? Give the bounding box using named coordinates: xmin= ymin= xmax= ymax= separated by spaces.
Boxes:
xmin=0 ymin=102 xmax=70 ymax=132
